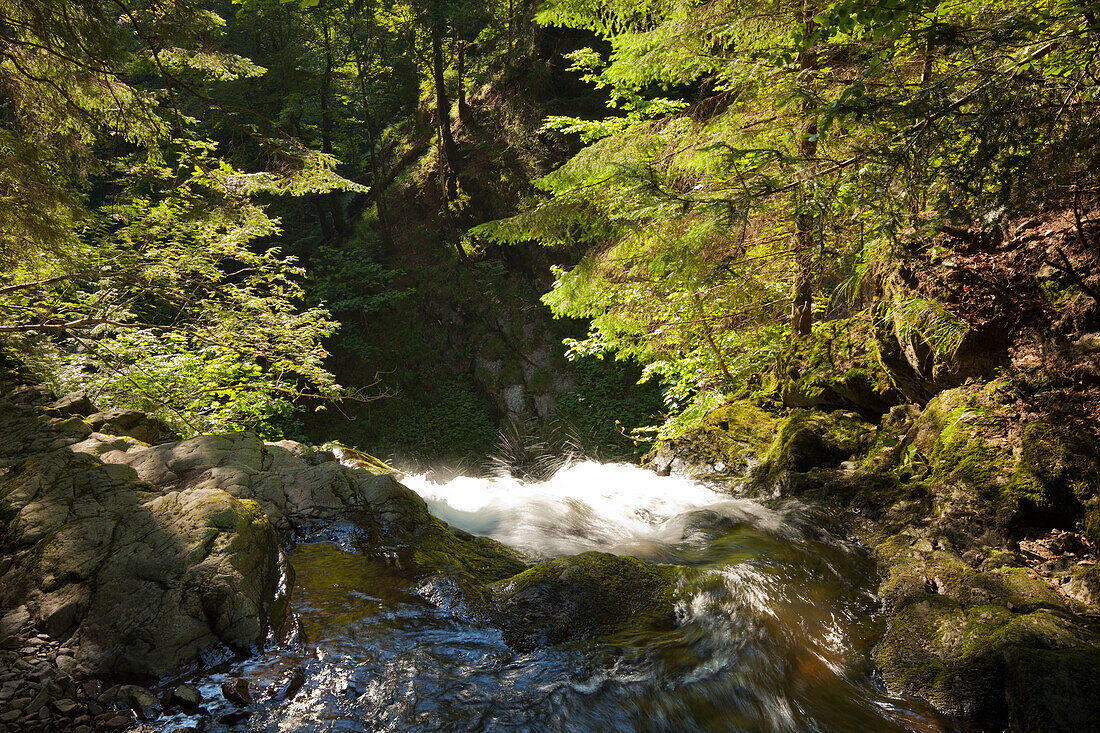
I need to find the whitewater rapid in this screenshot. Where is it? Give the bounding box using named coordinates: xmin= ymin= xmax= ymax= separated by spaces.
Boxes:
xmin=401 ymin=460 xmax=792 ymax=560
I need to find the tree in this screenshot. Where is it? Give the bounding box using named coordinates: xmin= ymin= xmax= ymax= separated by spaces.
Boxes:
xmin=0 ymin=0 xmax=362 ymax=433
xmin=475 ymin=0 xmax=1100 ymax=425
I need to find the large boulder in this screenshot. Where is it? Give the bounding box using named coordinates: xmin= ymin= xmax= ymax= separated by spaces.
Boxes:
xmin=73 ymin=431 xmax=426 ymax=535
xmin=0 ymin=450 xmax=281 ymax=678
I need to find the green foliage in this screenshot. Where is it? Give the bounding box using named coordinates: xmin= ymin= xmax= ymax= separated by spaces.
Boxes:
xmin=476 ymin=0 xmax=1100 ymax=436
xmin=0 ymin=0 xmax=362 ymax=436
xmin=551 ymin=355 xmax=665 ymax=460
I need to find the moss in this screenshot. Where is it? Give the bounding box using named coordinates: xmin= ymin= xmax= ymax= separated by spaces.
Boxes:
xmin=409 ymin=517 xmax=527 ymax=584
xmin=873 ymin=529 xmax=1100 ymax=727
xmin=998 ymin=423 xmax=1076 ymax=526
xmin=773 ymin=314 xmax=899 ymax=414
xmin=751 ymin=409 xmax=873 ymax=488
xmin=486 ymin=551 xmax=684 ymax=651
xmin=1003 ymin=646 xmax=1100 ymax=732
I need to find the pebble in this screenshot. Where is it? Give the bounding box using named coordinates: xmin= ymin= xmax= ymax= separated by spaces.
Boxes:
xmin=0 ymin=711 xmax=19 ymax=723
xmin=55 ymin=655 xmax=76 ymax=676
xmin=53 ymin=698 xmax=77 ymax=714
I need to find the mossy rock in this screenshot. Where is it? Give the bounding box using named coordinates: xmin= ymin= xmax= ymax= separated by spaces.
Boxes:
xmin=773 ymin=314 xmax=899 ymax=415
xmin=873 ymin=535 xmax=1100 ymax=729
xmin=486 ymin=551 xmax=683 ymax=651
xmin=1003 ymin=646 xmax=1100 ymax=731
xmin=750 ymin=409 xmax=874 ymax=489
xmin=645 ymin=400 xmax=778 ymax=478
xmin=407 ymin=517 xmax=527 ymax=584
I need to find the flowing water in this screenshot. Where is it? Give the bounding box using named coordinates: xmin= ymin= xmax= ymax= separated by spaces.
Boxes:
xmin=164 ymin=461 xmax=954 ymax=732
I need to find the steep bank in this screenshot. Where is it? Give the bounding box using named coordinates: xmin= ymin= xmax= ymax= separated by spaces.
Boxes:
xmin=646 ymin=212 xmax=1100 ymax=731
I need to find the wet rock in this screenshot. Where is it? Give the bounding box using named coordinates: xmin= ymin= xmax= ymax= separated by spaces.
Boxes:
xmin=168 ymin=684 xmax=202 ymax=709
xmin=220 ymin=678 xmax=253 ymax=706
xmin=487 ymin=551 xmax=682 ymax=651
xmin=278 ymin=667 xmax=305 ymax=701
xmin=218 ymin=710 xmax=251 ymax=725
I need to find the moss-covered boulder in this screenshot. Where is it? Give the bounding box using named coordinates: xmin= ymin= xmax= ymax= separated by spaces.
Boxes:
xmin=873 ymin=536 xmax=1100 ymax=729
xmin=485 ymin=552 xmax=682 ymax=651
xmin=749 ymin=409 xmax=875 ymax=492
xmin=645 ymin=400 xmax=778 ymax=479
xmin=774 ymin=314 xmax=899 ymax=415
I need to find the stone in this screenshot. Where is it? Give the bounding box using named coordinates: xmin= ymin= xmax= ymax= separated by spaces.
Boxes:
xmin=169 ymin=684 xmax=201 ymax=709
xmin=49 ymin=392 xmax=96 ymax=418
xmin=220 ymin=678 xmax=253 ymax=706
xmin=53 ymin=699 xmax=77 ymax=715
xmin=486 ymin=552 xmax=682 ymax=652
xmin=0 ymin=449 xmax=282 ymax=677
xmin=55 ymin=655 xmax=76 ymax=676
xmin=105 ymin=715 xmax=131 ymax=729
xmin=0 ymin=711 xmax=18 ymax=724
xmin=22 ymin=686 xmax=50 ymax=715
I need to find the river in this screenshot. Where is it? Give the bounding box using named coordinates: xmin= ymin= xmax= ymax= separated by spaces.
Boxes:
xmin=160 ymin=461 xmax=953 ymax=732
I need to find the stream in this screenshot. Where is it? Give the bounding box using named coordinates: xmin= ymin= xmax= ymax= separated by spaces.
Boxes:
xmin=161 ymin=461 xmax=953 ymax=732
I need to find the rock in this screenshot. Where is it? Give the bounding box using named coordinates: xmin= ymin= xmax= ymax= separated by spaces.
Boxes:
xmin=486 ymin=552 xmax=682 ymax=651
xmin=169 ymin=685 xmax=201 ymax=709
xmin=0 ymin=448 xmax=282 ymax=678
xmin=105 ymin=715 xmax=131 ymax=729
xmin=218 ymin=711 xmax=251 ymax=725
xmin=22 ymin=686 xmax=49 ymax=715
xmin=55 ymin=655 xmax=76 ymax=676
xmin=85 ymin=431 xmax=425 ymax=534
xmin=775 ymin=313 xmax=900 ymax=414
xmin=84 ymin=410 xmax=177 ymax=445
xmin=751 ymin=409 xmax=873 ymax=489
xmin=0 ymin=711 xmax=18 ymax=724
xmin=118 ymin=685 xmax=160 ymax=719
xmin=52 ymin=699 xmax=77 ymax=715
xmin=49 ymin=392 xmax=96 ymax=418
xmin=220 ymin=678 xmax=253 ymax=706
xmin=278 ymin=667 xmax=305 ymax=701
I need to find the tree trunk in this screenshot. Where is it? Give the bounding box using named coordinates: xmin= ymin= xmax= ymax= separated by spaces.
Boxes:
xmin=432 ymin=22 xmax=459 ymax=201
xmin=791 ymin=2 xmax=818 ymax=341
xmin=320 ymin=24 xmax=346 ymax=236
xmin=456 ymin=37 xmax=470 ymax=122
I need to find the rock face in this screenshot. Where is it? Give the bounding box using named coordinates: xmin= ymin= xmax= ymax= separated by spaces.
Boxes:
xmin=74 ymin=430 xmax=426 ymax=535
xmin=0 ymin=403 xmax=282 ymax=678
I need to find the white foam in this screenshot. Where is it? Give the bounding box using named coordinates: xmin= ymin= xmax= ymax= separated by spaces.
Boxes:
xmin=401 ymin=460 xmax=778 ymax=559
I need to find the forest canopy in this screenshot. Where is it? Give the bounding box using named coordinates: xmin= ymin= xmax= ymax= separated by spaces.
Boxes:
xmin=2 ymin=0 xmax=1098 ymax=443
xmin=477 ymin=0 xmax=1100 ymax=429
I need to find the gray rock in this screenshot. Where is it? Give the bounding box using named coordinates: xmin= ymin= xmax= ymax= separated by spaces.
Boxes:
xmin=87 ymin=431 xmax=426 ymax=534
xmin=0 ymin=448 xmax=281 ymax=678
xmin=22 ymin=686 xmax=49 ymax=715
xmin=85 ymin=410 xmax=177 ymax=445
xmin=169 ymin=684 xmax=201 ymax=708
xmin=48 ymin=392 xmax=96 ymax=417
